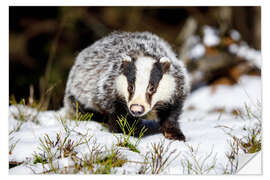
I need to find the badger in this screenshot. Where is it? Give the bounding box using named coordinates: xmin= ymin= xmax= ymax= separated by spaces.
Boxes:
xmin=64 ymin=31 xmax=190 ymax=141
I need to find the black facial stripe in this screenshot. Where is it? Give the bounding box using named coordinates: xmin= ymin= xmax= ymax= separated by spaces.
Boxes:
xmin=150 ymin=62 xmax=163 ymax=86
xmin=122 ymin=60 xmax=136 ymax=101
xmin=146 ymin=62 xmax=164 ymax=105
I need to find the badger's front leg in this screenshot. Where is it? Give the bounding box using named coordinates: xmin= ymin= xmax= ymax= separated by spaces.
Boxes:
xmin=107 ymin=100 xmax=139 ymax=134
xmin=108 ymin=113 xmax=120 ymax=133
xmin=108 ymin=113 xmax=142 ymax=136
xmin=157 ymin=101 xmax=186 ymax=141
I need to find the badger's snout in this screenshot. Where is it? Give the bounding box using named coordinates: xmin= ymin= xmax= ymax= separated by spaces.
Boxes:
xmin=130 ymin=104 xmax=145 ymax=117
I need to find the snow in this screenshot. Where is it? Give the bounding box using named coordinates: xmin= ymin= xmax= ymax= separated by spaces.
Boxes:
xmin=186 ymin=75 xmax=261 ymax=112
xmin=8 ymin=75 xmax=261 ymax=174
xmin=229 ymin=44 xmax=239 ymax=54
xmin=203 ymin=26 xmax=221 ymax=47
xmin=229 ymin=43 xmax=262 ymax=68
xmin=189 ymin=43 xmax=206 ymax=59
xmin=230 ymin=30 xmax=241 ymax=41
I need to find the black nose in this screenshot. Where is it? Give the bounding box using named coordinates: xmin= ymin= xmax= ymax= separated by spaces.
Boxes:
xmin=130 ymin=104 xmax=145 ymax=116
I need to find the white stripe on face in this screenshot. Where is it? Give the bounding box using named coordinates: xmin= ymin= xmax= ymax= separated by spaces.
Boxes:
xmin=151 ymin=74 xmax=176 ymax=106
xmin=115 ymin=74 xmax=129 ymax=102
xmin=128 ymin=56 xmax=156 ymax=115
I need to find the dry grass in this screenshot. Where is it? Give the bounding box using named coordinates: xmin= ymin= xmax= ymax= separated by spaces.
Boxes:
xmin=139 ymin=140 xmax=178 ymax=174
xmin=180 ymin=144 xmax=217 ymax=175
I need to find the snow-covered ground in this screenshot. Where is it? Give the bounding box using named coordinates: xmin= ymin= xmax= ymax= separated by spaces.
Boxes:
xmin=8 ymin=75 xmax=261 ymax=175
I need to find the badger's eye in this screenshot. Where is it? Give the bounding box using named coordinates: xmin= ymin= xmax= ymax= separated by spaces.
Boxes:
xmin=128 ymin=84 xmax=134 ymax=93
xmin=148 ymin=84 xmax=155 ymax=94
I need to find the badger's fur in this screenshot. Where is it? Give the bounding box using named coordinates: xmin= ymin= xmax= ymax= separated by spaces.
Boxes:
xmin=64 ymin=31 xmax=190 ymax=141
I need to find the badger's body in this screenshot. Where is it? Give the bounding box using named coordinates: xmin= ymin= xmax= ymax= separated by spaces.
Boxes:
xmin=64 ymin=32 xmax=190 ymax=141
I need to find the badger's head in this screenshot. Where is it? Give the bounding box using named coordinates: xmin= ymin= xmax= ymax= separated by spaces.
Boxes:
xmin=115 ymin=55 xmax=176 ymax=117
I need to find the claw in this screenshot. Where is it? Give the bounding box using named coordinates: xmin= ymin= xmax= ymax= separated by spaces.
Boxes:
xmin=164 ymin=130 xmax=186 ymax=141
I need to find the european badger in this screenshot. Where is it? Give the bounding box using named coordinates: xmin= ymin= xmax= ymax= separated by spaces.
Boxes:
xmin=64 ymin=32 xmax=190 ymax=141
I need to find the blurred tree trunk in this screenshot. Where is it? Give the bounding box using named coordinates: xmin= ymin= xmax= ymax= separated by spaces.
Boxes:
xmin=253 ymin=7 xmax=261 ymax=49
xmin=232 ymin=7 xmax=261 ymax=50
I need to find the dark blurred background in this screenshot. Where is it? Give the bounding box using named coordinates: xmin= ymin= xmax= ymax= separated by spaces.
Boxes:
xmin=9 ymin=7 xmax=261 ymax=110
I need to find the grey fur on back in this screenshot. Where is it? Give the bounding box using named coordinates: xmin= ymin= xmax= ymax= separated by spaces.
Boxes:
xmin=64 ymin=31 xmax=190 ymax=116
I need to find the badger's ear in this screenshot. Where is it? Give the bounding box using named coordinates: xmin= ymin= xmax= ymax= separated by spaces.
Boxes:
xmin=121 ymin=55 xmax=132 ymax=69
xmin=160 ymin=57 xmax=171 ymax=73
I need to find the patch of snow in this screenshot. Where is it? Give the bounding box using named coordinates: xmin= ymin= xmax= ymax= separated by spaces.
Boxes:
xmin=203 ymin=26 xmax=221 ymax=47
xmin=57 ymin=158 xmax=75 ymax=169
xmin=189 ymin=43 xmax=206 ymax=59
xmin=9 ymin=164 xmax=35 ymax=175
xmin=229 ymin=43 xmax=262 ymax=69
xmin=230 ymin=30 xmax=241 ymax=41
xmin=229 ymin=44 xmax=239 ymax=54
xmin=185 ymin=75 xmax=261 ymax=112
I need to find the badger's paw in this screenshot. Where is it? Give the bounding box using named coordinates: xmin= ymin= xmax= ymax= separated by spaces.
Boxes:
xmin=163 ymin=129 xmax=186 ymax=141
